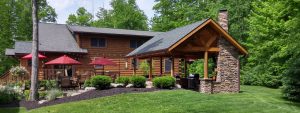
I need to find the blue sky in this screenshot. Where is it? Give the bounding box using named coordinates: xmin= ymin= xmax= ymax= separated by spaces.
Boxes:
xmin=46 ymin=0 xmax=156 ymax=24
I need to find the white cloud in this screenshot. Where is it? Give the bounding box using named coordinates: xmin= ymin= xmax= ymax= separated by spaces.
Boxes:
xmin=47 ymin=0 xmax=75 ymax=11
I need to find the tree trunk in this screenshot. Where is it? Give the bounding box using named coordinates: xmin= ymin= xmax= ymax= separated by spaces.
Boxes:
xmin=30 ymin=0 xmax=39 ymax=101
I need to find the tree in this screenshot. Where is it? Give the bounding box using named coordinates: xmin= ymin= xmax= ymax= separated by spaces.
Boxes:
xmin=30 ymin=0 xmax=39 ymax=101
xmin=93 ymin=0 xmax=148 ymax=30
xmin=241 ymin=0 xmax=300 ymax=88
xmin=0 ymin=0 xmax=57 ymax=76
xmin=38 ymin=0 xmax=57 ymax=22
xmin=151 ymin=0 xmax=223 ymax=32
xmin=66 ymin=7 xmax=93 ymax=26
xmin=281 ymin=0 xmax=300 ymax=101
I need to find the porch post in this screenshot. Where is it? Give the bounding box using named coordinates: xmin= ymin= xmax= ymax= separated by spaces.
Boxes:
xmin=133 ymin=58 xmax=137 ymax=75
xmin=149 ymin=58 xmax=153 ymax=80
xmin=171 ymin=58 xmax=174 ymax=77
xmin=204 ymin=51 xmax=208 ymax=79
xmin=160 ymin=57 xmax=163 ymax=76
xmin=184 ymin=58 xmax=187 ymax=77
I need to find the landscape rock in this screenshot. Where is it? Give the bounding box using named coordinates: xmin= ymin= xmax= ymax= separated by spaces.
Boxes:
xmin=71 ymin=92 xmax=81 ymax=96
xmin=146 ymin=81 xmax=153 ymax=88
xmin=126 ymin=84 xmax=133 ymax=88
xmin=85 ymin=87 xmax=96 ymax=91
xmin=176 ymin=84 xmax=181 ymax=88
xmin=38 ymin=100 xmax=48 ymax=104
xmin=111 ymin=83 xmax=124 ymax=88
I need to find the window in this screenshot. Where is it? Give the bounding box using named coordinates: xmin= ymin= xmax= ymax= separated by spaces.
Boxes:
xmin=91 ymin=38 xmax=106 ymax=47
xmin=130 ymin=39 xmax=145 ymax=48
xmin=164 ymin=58 xmax=172 ymax=72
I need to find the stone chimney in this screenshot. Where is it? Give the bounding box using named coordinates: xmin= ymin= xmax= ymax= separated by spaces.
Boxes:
xmin=218 ymin=9 xmax=228 ymax=32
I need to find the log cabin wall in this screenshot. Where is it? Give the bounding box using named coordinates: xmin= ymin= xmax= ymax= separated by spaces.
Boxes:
xmin=15 ymin=33 xmax=181 ymax=81
xmin=76 ymin=33 xmax=180 ymax=76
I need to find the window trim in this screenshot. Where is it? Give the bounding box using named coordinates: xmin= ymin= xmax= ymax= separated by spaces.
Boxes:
xmin=90 ymin=37 xmax=107 ymax=48
xmin=164 ymin=58 xmax=172 ymax=73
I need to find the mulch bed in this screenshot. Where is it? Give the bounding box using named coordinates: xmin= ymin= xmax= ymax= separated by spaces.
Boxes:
xmin=0 ymin=88 xmax=161 ymax=110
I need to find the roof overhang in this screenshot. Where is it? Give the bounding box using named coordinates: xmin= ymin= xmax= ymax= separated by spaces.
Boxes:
xmin=127 ymin=19 xmax=248 ymax=58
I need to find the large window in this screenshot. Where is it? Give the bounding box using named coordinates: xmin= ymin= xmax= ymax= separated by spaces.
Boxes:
xmin=91 ymin=38 xmax=106 ymax=47
xmin=164 ymin=58 xmax=172 ymax=72
xmin=130 ymin=39 xmax=145 ymax=48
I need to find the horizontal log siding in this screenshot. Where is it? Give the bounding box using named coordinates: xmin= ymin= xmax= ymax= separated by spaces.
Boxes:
xmin=7 ymin=34 xmax=181 ymax=83
xmin=77 ymin=34 xmax=180 ymax=76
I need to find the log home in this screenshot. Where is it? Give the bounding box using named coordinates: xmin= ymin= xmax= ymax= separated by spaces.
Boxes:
xmin=3 ymin=23 xmax=181 ymax=83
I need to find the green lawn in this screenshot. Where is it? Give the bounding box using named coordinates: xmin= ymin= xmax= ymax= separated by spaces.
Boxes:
xmin=1 ymin=85 xmax=300 ymax=113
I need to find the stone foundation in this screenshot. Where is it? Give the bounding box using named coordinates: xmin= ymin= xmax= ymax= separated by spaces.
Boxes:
xmin=199 ymin=79 xmax=213 ymax=94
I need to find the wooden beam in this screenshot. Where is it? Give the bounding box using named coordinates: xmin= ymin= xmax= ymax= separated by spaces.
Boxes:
xmin=204 ymin=51 xmax=208 ymax=79
xmin=184 ymin=59 xmax=187 ymax=77
xmin=170 ymin=58 xmax=174 ymax=77
xmin=209 ymin=21 xmax=248 ymax=55
xmin=168 ymin=19 xmax=212 ymax=52
xmin=160 ymin=57 xmax=163 ymax=76
xmin=205 ymin=35 xmax=217 ymax=49
xmin=133 ymin=58 xmax=136 ymax=75
xmin=149 ymin=58 xmax=153 ymax=80
xmin=176 ymin=47 xmax=220 ymax=52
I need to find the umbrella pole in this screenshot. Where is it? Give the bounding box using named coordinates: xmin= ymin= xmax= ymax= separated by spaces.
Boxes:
xmin=103 ymin=65 xmax=105 ymax=75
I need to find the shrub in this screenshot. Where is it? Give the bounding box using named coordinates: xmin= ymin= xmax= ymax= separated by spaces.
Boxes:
xmin=262 ymin=75 xmax=282 ymax=88
xmin=25 ymin=80 xmax=31 ymax=90
xmin=84 ymin=78 xmax=92 ymax=87
xmin=45 ymin=80 xmax=58 ymax=89
xmin=24 ymin=90 xmax=47 ymax=100
xmin=188 ymin=59 xmax=215 ymax=78
xmin=39 ymin=91 xmax=47 ymax=99
xmin=46 ymin=89 xmax=63 ymax=101
xmin=90 ymin=75 xmax=112 ymax=90
xmin=116 ymin=76 xmax=131 ymax=86
xmin=282 ymin=58 xmax=300 ymax=101
xmin=24 ymin=90 xmax=30 ymax=101
xmin=139 ymin=60 xmax=150 ymax=75
xmin=130 ymin=76 xmax=146 ymax=88
xmin=39 ymin=80 xmax=47 ymax=89
xmin=153 ymin=76 xmax=176 ymax=89
xmin=0 ymin=86 xmax=22 ymax=104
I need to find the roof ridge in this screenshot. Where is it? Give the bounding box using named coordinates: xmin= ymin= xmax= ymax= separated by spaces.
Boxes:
xmin=68 ymin=24 xmax=162 ymax=33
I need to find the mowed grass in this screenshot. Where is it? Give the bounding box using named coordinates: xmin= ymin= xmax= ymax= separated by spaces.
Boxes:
xmin=1 ymin=85 xmax=300 ymax=113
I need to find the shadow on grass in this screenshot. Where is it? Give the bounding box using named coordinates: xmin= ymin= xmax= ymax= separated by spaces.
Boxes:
xmin=0 ymin=100 xmax=21 ymax=113
xmin=281 ymin=97 xmax=300 ymax=108
xmin=239 ymin=91 xmax=246 ymax=93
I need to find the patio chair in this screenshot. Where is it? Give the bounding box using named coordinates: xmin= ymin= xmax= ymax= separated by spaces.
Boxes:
xmin=60 ymin=76 xmax=76 ymax=90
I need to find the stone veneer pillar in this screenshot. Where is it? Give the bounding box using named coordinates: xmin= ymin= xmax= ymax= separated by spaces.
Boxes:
xmin=199 ymin=79 xmax=213 ymax=94
xmin=199 ymin=9 xmax=240 ymax=93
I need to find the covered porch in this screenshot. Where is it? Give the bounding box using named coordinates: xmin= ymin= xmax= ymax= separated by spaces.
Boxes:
xmin=127 ymin=18 xmax=248 ymax=93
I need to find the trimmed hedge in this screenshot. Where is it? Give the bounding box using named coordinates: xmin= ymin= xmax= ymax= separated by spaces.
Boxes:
xmin=130 ymin=76 xmax=146 ymax=88
xmin=153 ymin=76 xmax=176 ymax=89
xmin=84 ymin=78 xmax=92 ymax=87
xmin=116 ymin=76 xmax=131 ymax=86
xmin=90 ymin=75 xmax=112 ymax=90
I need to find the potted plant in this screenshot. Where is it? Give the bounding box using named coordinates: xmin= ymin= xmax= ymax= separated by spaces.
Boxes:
xmin=10 ymin=66 xmax=29 ymax=83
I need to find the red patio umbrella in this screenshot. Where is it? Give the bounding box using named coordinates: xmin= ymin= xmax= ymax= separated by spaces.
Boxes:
xmin=22 ymin=53 xmax=47 ymax=59
xmin=45 ymin=55 xmax=81 ymax=77
xmin=89 ymin=57 xmax=117 ymax=75
xmin=45 ymin=55 xmax=81 ymax=65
